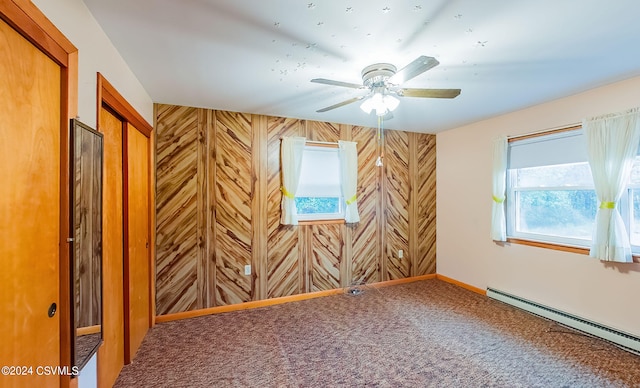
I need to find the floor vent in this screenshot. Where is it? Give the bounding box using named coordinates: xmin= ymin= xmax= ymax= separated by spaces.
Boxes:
xmin=486 ymin=287 xmax=640 ymax=355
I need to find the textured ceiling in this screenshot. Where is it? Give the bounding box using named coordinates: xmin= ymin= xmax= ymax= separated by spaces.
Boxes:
xmin=83 ymin=0 xmax=640 ymax=133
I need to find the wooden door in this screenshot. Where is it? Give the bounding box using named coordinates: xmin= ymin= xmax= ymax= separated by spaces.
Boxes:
xmin=0 ymin=18 xmax=61 ymax=387
xmin=97 ymin=106 xmax=125 ymax=387
xmin=124 ymin=124 xmax=151 ymax=362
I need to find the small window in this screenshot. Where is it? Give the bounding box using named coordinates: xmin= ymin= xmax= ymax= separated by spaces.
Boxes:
xmin=295 ymin=144 xmax=344 ymax=221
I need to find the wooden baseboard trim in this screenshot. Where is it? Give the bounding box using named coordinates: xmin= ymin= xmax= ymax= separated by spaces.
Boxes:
xmin=76 ymin=324 xmax=101 ymax=336
xmin=156 ymin=274 xmax=438 ymax=323
xmin=436 ymin=274 xmax=486 ymax=295
xmin=155 ymin=288 xmax=344 ymax=323
xmin=370 ymin=274 xmax=437 ymax=288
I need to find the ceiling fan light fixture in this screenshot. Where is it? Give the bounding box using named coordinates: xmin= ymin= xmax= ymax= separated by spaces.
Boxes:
xmin=360 ymin=95 xmax=375 ymax=114
xmin=360 ymin=93 xmax=399 ymax=116
xmin=383 ymin=94 xmax=400 ymax=112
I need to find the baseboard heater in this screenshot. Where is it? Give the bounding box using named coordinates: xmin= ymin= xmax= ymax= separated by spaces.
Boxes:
xmin=486 ymin=287 xmax=640 ymax=355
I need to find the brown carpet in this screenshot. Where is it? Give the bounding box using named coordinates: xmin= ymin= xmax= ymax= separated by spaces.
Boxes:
xmin=115 ymin=279 xmax=640 ymax=387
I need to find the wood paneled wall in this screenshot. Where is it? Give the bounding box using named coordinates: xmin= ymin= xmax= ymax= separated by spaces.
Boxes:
xmin=155 ymin=104 xmax=436 ymax=315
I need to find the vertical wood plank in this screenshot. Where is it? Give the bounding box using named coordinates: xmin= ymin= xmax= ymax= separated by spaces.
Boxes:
xmin=415 ymin=133 xmax=437 ymax=275
xmin=155 ymin=105 xmax=199 ymax=315
xmin=252 ymin=114 xmax=268 ymax=300
xmin=409 ymin=133 xmax=418 ymax=277
xmin=214 ymin=111 xmax=252 ymax=305
xmin=266 ymin=116 xmax=303 ymax=298
xmin=303 ymin=223 xmax=313 ymax=293
xmin=196 ymin=109 xmax=207 ymax=309
xmin=207 ymin=110 xmax=217 ymax=307
xmin=351 ymin=125 xmax=381 ymax=284
xmin=384 ymin=129 xmax=410 ymax=280
xmin=378 ymin=130 xmax=387 ymax=282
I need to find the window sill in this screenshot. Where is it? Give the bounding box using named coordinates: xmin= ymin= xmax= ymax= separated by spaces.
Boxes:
xmin=506 ymin=238 xmax=640 ymax=263
xmin=298 ymin=219 xmax=345 ymax=226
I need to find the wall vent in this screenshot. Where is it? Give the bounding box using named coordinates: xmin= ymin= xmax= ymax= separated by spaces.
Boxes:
xmin=486 ymin=287 xmax=640 ymax=355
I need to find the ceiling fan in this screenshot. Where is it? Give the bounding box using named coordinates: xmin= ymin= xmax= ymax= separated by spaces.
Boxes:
xmin=311 ymin=55 xmax=461 ymax=116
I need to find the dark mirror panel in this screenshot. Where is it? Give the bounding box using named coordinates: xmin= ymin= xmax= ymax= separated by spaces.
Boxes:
xmin=71 ymin=119 xmax=103 ymax=372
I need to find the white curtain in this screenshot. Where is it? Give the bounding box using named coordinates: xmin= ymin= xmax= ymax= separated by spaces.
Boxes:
xmin=338 ymin=140 xmax=360 ymax=223
xmin=280 ymin=137 xmax=306 ymax=225
xmin=583 ymin=108 xmax=640 ymax=262
xmin=491 ymin=136 xmax=508 ymax=241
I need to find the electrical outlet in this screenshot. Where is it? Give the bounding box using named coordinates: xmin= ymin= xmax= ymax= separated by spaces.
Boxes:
xmin=244 ymin=265 xmax=251 ymax=275
xmin=398 ymin=249 xmax=403 ymax=258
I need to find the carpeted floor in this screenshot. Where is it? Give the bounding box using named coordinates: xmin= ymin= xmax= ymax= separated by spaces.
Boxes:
xmin=115 ymin=279 xmax=640 ymax=387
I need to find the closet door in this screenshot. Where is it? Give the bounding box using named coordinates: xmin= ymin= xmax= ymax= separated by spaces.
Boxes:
xmin=97 ymin=106 xmax=125 ymax=387
xmin=125 ymin=123 xmax=151 ymax=362
xmin=0 ymin=18 xmax=61 ymax=387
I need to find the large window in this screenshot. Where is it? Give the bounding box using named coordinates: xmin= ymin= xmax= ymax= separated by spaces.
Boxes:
xmin=506 ymin=129 xmax=640 ymax=251
xmin=295 ymin=144 xmax=344 ymax=221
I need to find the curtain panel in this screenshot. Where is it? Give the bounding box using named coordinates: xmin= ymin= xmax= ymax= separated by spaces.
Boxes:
xmin=338 ymin=140 xmax=360 ymax=223
xmin=280 ymin=136 xmax=306 ymax=225
xmin=583 ymin=107 xmax=640 ymax=262
xmin=491 ymin=136 xmax=508 ymax=241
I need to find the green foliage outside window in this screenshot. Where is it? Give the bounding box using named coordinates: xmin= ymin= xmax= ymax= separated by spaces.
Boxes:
xmin=295 ymin=197 xmax=340 ymax=214
xmin=518 ymin=190 xmax=597 ymax=239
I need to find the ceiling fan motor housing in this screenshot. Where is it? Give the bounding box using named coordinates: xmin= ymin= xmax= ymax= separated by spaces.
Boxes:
xmin=362 ymin=63 xmax=397 ymax=88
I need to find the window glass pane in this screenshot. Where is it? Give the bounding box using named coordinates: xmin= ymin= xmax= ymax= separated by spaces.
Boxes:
xmin=629 ymin=156 xmax=640 ymax=185
xmin=514 ymin=162 xmax=593 ymax=187
xmin=630 ymin=189 xmax=640 ymax=246
xmin=296 ymin=197 xmax=340 ymax=215
xmin=515 ymin=190 xmax=597 ymax=239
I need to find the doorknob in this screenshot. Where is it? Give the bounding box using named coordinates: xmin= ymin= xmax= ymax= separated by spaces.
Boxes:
xmin=48 ymin=302 xmax=57 ymax=318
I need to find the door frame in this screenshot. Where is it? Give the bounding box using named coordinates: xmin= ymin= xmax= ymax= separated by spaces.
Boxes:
xmin=0 ymin=1 xmax=77 ymax=387
xmin=96 ymin=73 xmax=155 ymax=365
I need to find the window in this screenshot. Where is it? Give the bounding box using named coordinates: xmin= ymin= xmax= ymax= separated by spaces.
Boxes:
xmin=621 ymin=157 xmax=640 ymax=247
xmin=507 ymin=128 xmax=640 ymax=252
xmin=295 ymin=144 xmax=344 ymax=221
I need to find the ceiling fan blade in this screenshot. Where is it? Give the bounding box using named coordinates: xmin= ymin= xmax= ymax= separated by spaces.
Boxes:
xmin=311 ymin=78 xmax=364 ymax=89
xmin=398 ymin=88 xmax=461 ymax=99
xmin=389 ymin=56 xmax=439 ymax=84
xmin=316 ymin=96 xmax=364 ymax=112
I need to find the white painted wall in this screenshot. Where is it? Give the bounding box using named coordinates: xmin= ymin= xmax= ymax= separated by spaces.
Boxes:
xmin=32 ymin=0 xmax=153 ymax=128
xmin=77 ymin=353 xmax=97 ymax=388
xmin=437 ymin=75 xmax=640 ymax=338
xmin=28 ymin=1 xmax=153 ymax=386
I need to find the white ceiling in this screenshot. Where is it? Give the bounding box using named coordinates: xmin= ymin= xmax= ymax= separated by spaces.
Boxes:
xmin=83 ymin=0 xmax=640 ymax=133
